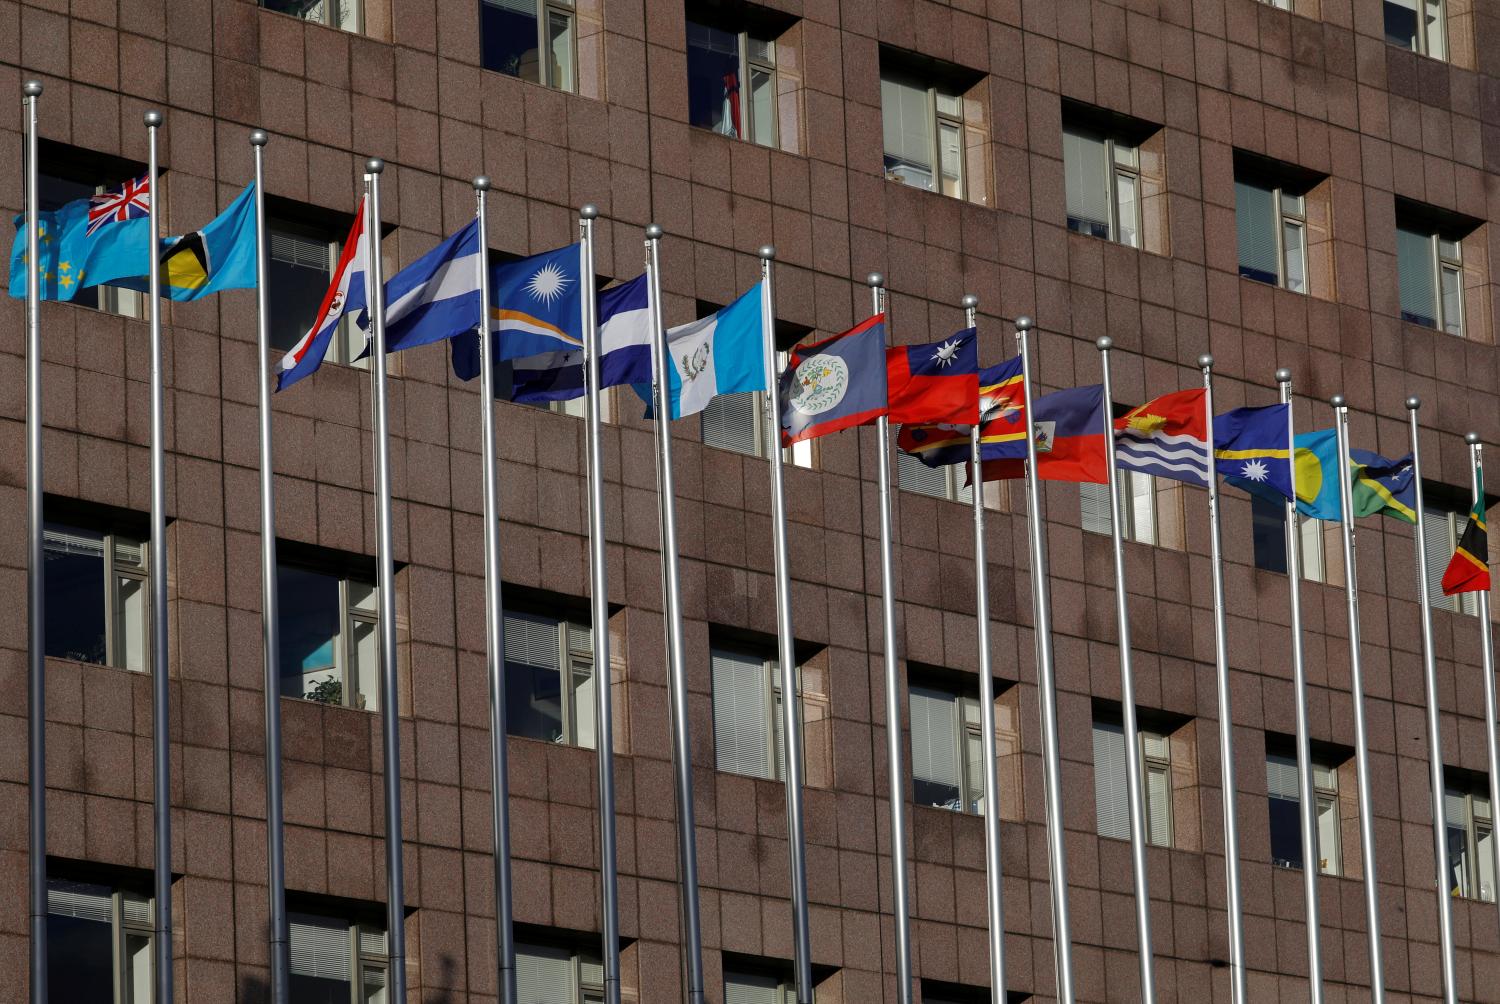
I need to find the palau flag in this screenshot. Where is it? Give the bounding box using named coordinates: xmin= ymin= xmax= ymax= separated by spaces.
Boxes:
xmin=778 ymin=314 xmax=889 ymax=445
xmin=898 ymin=355 xmax=1025 ymax=468
xmin=886 ymin=328 xmax=979 ymax=425
xmin=1215 ymin=404 xmax=1293 ymax=501
xmin=1441 ymin=469 xmax=1490 ymax=595
xmin=979 ymin=384 xmax=1109 ymax=484
xmin=1253 ymin=429 xmax=1418 ymax=523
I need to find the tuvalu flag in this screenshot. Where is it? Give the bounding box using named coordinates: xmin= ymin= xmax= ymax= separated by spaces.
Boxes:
xmin=778 ymin=314 xmax=889 ymax=445
xmin=886 ymin=328 xmax=979 ymax=425
xmin=897 ymin=356 xmax=1025 ymax=468
xmin=979 ymin=384 xmax=1109 ymax=484
xmin=1442 ymin=469 xmax=1490 ymax=595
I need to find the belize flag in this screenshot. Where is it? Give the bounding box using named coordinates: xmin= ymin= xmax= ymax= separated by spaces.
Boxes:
xmin=898 ymin=356 xmax=1025 ymax=468
xmin=980 ymin=384 xmax=1109 ymax=484
xmin=504 ymin=274 xmax=652 ymax=400
xmin=779 ymin=314 xmax=889 ymax=445
xmin=886 ymin=328 xmax=979 ymax=425
xmin=275 ymin=200 xmax=368 ymax=391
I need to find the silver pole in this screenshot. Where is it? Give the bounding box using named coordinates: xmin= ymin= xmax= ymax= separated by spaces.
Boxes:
xmin=868 ymin=276 xmax=913 ymax=1004
xmin=1467 ymin=434 xmax=1500 ymax=946
xmin=1276 ymin=370 xmax=1323 ymax=1004
xmin=579 ymin=206 xmax=622 ymax=1003
xmin=1330 ymin=396 xmax=1385 ymax=1002
xmin=645 ymin=225 xmax=706 ymax=1004
xmin=251 ymin=129 xmax=291 ymax=1004
xmin=144 ymin=108 xmax=175 ymax=1004
xmin=1015 ymin=317 xmax=1074 ymax=1003
xmin=23 ymin=78 xmax=47 ymax=1004
xmin=474 ymin=178 xmax=517 ymax=1004
xmin=759 ymin=246 xmax=813 ymax=1001
xmin=1406 ymin=396 xmax=1458 ymax=1004
xmin=363 ymin=158 xmax=408 ymax=1004
xmin=1095 ymin=338 xmax=1154 ymax=1004
xmin=1199 ymin=355 xmax=1245 ymax=1004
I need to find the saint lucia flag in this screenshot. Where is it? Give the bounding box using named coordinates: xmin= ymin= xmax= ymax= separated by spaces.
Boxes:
xmin=660 ymin=283 xmax=766 ymax=419
xmin=1214 ymin=404 xmax=1293 ymax=501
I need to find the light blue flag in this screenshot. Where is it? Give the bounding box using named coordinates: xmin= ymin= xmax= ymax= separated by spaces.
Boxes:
xmin=662 ymin=283 xmax=765 ymax=418
xmin=8 ymin=197 xmax=151 ymax=300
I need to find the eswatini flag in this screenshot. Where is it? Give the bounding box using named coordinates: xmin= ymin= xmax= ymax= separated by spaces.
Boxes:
xmin=1442 ymin=469 xmax=1491 ymax=595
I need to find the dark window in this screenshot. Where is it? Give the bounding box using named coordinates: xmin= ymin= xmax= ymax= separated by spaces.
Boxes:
xmin=480 ymin=0 xmax=576 ymax=92
xmin=32 ymin=142 xmax=149 ymax=319
xmin=260 ymin=0 xmax=362 ymax=31
xmin=44 ymin=517 xmax=147 ymax=671
xmin=46 ymin=877 xmax=153 ymax=1003
xmin=504 ymin=610 xmax=595 ymax=748
xmin=1251 ymin=494 xmax=1288 ymax=574
xmin=288 ymin=910 xmax=388 ymax=1002
xmin=277 ymin=562 xmax=379 ymax=711
xmin=686 ymin=20 xmax=778 ymax=147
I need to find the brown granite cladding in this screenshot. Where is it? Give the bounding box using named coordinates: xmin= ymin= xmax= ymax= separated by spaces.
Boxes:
xmin=3 ymin=0 xmax=1500 ymax=1000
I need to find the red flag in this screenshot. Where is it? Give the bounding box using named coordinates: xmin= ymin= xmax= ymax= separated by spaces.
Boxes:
xmin=886 ymin=330 xmax=979 ymax=425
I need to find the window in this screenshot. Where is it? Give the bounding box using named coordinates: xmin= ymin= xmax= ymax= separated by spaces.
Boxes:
xmin=1249 ymin=494 xmax=1331 ymax=582
xmin=516 ymin=941 xmax=605 ymax=1003
xmin=278 ymin=565 xmax=380 ymax=711
xmin=880 ymin=66 xmax=965 ymax=198
xmin=1236 ymin=180 xmax=1308 ymax=292
xmin=895 ymin=452 xmax=1007 ymax=509
xmin=46 ymin=877 xmax=153 ymax=1003
xmin=1445 ymin=777 xmax=1495 ymax=901
xmin=480 ymin=0 xmax=576 ymax=92
xmin=505 ymin=610 xmax=596 ymax=749
xmin=712 ymin=645 xmax=803 ymax=781
xmin=269 ymin=219 xmax=368 ymax=372
xmin=288 ymin=911 xmax=388 ymax=1002
xmin=1080 ymin=470 xmax=1158 ymax=545
xmin=702 ymin=389 xmax=813 ymax=467
xmin=1397 ymin=219 xmax=1465 ymax=336
xmin=1385 ymin=0 xmax=1447 ymax=60
xmin=44 ymin=520 xmax=147 ymax=671
xmin=909 ymin=683 xmax=990 ymax=814
xmin=724 ymin=966 xmax=800 ymax=1004
xmin=260 ymin=0 xmax=361 ymax=32
xmin=1266 ymin=748 xmax=1342 ymax=875
xmin=1260 ymin=0 xmax=1293 ymax=7
xmin=1063 ymin=122 xmax=1142 ymax=248
xmin=37 ymin=169 xmax=144 ymax=320
xmin=1422 ymin=505 xmax=1482 ymax=616
xmin=686 ymin=20 xmax=778 ymax=147
xmin=1093 ymin=718 xmax=1173 ymax=847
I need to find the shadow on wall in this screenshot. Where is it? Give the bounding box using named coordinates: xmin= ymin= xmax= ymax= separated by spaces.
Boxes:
xmin=234 ymin=953 xmax=461 ymax=1001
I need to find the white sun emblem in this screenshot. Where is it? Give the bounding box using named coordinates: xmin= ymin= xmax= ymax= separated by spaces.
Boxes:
xmin=932 ymin=339 xmax=962 ymax=367
xmin=1240 ymin=459 xmax=1270 ymax=482
xmin=525 ymin=262 xmax=572 ymax=305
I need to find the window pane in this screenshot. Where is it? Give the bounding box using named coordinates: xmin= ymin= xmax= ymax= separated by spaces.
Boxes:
xmin=1479 ymin=822 xmax=1495 ymax=902
xmin=1440 ymin=263 xmax=1462 ymax=336
xmin=702 ymin=391 xmax=762 ymax=456
xmin=938 ymin=120 xmax=964 ymax=199
xmin=1280 ymin=191 xmax=1305 ymax=217
xmin=934 ymin=91 xmax=962 ymax=119
xmin=1316 ymin=793 xmax=1341 ymax=875
xmin=1146 ymin=762 xmax=1173 ymax=847
xmin=349 ymin=617 xmax=379 ymax=711
xmin=897 ymin=450 xmax=953 ymax=499
xmin=506 ymin=657 xmax=564 ymax=743
xmin=115 ymin=572 xmax=147 ymax=672
xmin=1299 ymin=514 xmax=1325 ymax=582
xmin=1092 ymin=720 xmax=1129 ymax=840
xmin=1235 ymin=179 xmax=1279 ymax=285
xmin=571 ymin=661 xmax=597 ymax=750
xmin=43 ymin=524 xmax=108 ymax=664
xmin=290 ymin=913 xmax=354 ymax=1001
xmin=361 ymin=964 xmax=387 ymax=1004
xmin=125 ymin=930 xmax=153 ymax=1004
xmin=481 ymin=0 xmax=542 ymax=82
xmin=1422 ymin=509 xmax=1459 ymax=612
xmin=1080 ymin=480 xmax=1113 ymax=536
xmin=686 ymin=21 xmax=743 ymax=137
xmin=726 ymin=970 xmax=783 ymax=1004
xmin=548 ymin=9 xmax=575 ymax=92
xmin=1269 ymin=795 xmax=1304 ymax=869
xmin=713 ymin=648 xmax=772 ymax=779
xmin=964 ymin=725 xmax=986 ymax=815
xmin=46 ymin=880 xmax=115 ymax=1004
xmin=517 ymin=943 xmax=574 ymax=1003
xmin=1397 ymin=226 xmax=1438 ymax=327
xmin=881 ymin=73 xmax=934 ymax=190
xmin=910 ymin=686 xmax=963 ymax=810
xmin=1384 ymin=0 xmax=1420 ymax=49
xmin=1064 ymin=126 xmax=1111 ymax=239
xmin=1115 ymin=170 xmax=1140 ymax=248
xmin=1282 ymin=219 xmax=1307 ymax=294
xmin=749 ymin=65 xmax=777 ymax=148
xmin=1128 ymin=471 xmax=1156 ymax=544
xmin=1424 ymin=0 xmax=1446 ymax=60
xmin=747 ymin=36 xmax=774 ymax=63
xmin=268 ymin=228 xmax=334 ymax=354
xmin=277 ymin=566 xmax=344 ymax=702
xmin=1250 ymin=494 xmax=1288 ymax=574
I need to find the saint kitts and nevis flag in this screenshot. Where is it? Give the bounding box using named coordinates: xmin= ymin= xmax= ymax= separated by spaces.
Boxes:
xmin=1443 ymin=469 xmax=1491 ymax=595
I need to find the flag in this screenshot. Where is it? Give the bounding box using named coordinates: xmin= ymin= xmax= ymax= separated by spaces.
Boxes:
xmin=1350 ymin=449 xmax=1416 ymax=523
xmin=886 ymin=328 xmax=979 ymax=425
xmin=452 ymin=243 xmax=588 ymax=380
xmin=898 ymin=356 xmax=1026 ymax=468
xmin=1114 ymin=388 xmax=1210 ymax=486
xmin=275 ymin=201 xmax=368 ymax=392
xmin=979 ymin=384 xmax=1110 ymax=484
xmin=85 ymin=174 xmax=151 ymax=236
xmin=504 ymin=274 xmax=652 ymax=401
xmin=779 ymin=314 xmax=888 ymax=445
xmin=376 ymin=219 xmax=483 ymax=354
xmin=124 ymin=183 xmax=260 ymax=301
xmin=1214 ymin=404 xmax=1293 ymax=501
xmin=1442 ymin=470 xmax=1490 ymax=595
xmin=658 ymin=283 xmax=766 ymax=418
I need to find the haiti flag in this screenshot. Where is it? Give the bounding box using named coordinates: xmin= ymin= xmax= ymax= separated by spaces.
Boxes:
xmin=886 ymin=328 xmax=979 ymax=425
xmin=779 ymin=314 xmax=890 ymax=445
xmin=981 ymin=384 xmax=1110 ymax=484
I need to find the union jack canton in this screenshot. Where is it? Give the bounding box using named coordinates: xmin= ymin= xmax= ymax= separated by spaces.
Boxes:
xmin=85 ymin=175 xmax=151 ymax=237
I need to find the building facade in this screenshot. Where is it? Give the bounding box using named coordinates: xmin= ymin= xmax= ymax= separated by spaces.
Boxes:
xmin=3 ymin=0 xmax=1500 ymax=1000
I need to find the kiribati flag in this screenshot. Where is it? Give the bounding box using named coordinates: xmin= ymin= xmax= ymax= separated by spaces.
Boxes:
xmin=886 ymin=328 xmax=979 ymax=425
xmin=779 ymin=314 xmax=889 ymax=445
xmin=980 ymin=384 xmax=1109 ymax=484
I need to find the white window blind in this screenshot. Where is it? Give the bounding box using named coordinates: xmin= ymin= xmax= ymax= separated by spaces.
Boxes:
xmin=43 ymin=526 xmax=107 ymax=558
xmin=1080 ymin=480 xmax=1113 ymax=535
xmin=898 ymin=451 xmax=951 ymax=499
xmin=1397 ymin=226 xmax=1437 ymax=324
xmin=1146 ymin=762 xmax=1172 ymax=846
xmin=517 ymin=943 xmax=574 ymax=1004
xmin=1422 ymin=508 xmax=1459 ymax=612
xmin=1092 ymin=720 xmax=1130 ymax=840
xmin=47 ymin=881 xmax=113 ymax=923
xmin=703 ymin=392 xmax=762 ymax=456
xmin=270 ymin=230 xmax=333 ymax=270
xmin=909 ymin=686 xmax=961 ymax=798
xmin=121 ymin=892 xmax=151 ymax=927
xmin=1235 ymin=179 xmax=1279 ymax=282
xmin=714 ymin=648 xmax=772 ymax=778
xmin=725 ymin=970 xmax=785 ymax=1004
xmin=506 ymin=611 xmax=561 ymax=669
xmin=289 ymin=914 xmax=352 ymax=982
xmin=1266 ymin=752 xmax=1300 ymax=801
xmin=1063 ymin=126 xmax=1111 ymax=232
xmin=880 ymin=73 xmax=933 ymax=171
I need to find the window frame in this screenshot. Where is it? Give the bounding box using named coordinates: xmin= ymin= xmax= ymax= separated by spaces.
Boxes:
xmin=277 ymin=562 xmax=380 ymax=712
xmin=711 ymin=643 xmax=802 ymax=782
xmin=267 ymin=217 xmax=372 ymax=371
xmin=288 ymin=909 xmax=390 ymax=1000
xmin=1093 ymin=717 xmax=1174 ymax=848
xmin=43 ymin=520 xmax=149 ymax=672
xmin=1446 ymin=783 xmax=1494 ymax=901
xmin=908 ymin=681 xmax=991 ymax=815
xmin=264 ymin=0 xmax=363 ymax=32
xmin=685 ymin=20 xmax=779 ymax=147
xmin=1423 ymin=506 xmax=1482 ymax=616
xmin=1266 ymin=749 xmax=1342 ymax=875
xmin=1385 ymin=0 xmax=1447 ymax=59
xmin=1081 ymin=469 xmax=1158 ymax=545
xmin=504 ymin=610 xmax=596 ymax=748
xmin=1063 ymin=123 xmax=1142 ymax=248
xmin=724 ymin=967 xmax=799 ymax=1003
xmin=700 ymin=350 xmax=813 ymax=468
xmin=479 ymin=0 xmax=578 ymax=92
xmin=880 ymin=67 xmax=966 ymax=199
xmin=46 ymin=877 xmax=154 ymax=1003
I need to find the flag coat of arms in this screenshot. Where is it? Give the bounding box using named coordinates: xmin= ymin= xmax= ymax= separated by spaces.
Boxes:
xmin=886 ymin=328 xmax=979 ymax=425
xmin=1214 ymin=404 xmax=1293 ymax=501
xmin=1114 ymin=388 xmax=1210 ymax=486
xmin=276 ymin=202 xmax=368 ymax=392
xmin=659 ymin=284 xmax=766 ymax=419
xmin=1442 ymin=471 xmax=1491 ymax=595
xmin=898 ymin=356 xmax=1025 ymax=469
xmin=980 ymin=384 xmax=1110 ymax=484
xmin=779 ymin=314 xmax=889 ymax=445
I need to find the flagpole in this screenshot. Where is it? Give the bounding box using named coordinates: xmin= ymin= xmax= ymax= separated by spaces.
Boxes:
xmin=474 ymin=178 xmax=517 ymax=1004
xmin=250 ymin=129 xmax=291 ymax=1004
xmin=867 ymin=275 xmax=914 ymax=1004
xmin=1276 ymin=370 xmax=1322 ymax=1004
xmin=645 ymin=224 xmax=706 ymax=1004
xmin=1407 ymin=396 xmax=1458 ymax=1004
xmin=1015 ymin=317 xmax=1075 ymax=1004
xmin=760 ymin=245 xmax=813 ymax=1002
xmin=363 ymin=158 xmax=408 ymax=1004
xmin=23 ymin=78 xmax=47 ymax=1004
xmin=1095 ymin=337 xmax=1155 ymax=1004
xmin=1330 ymin=396 xmax=1385 ymax=1003
xmin=1466 ymin=433 xmax=1500 ymax=942
xmin=1199 ymin=354 xmax=1246 ymax=1004
xmin=579 ymin=205 xmax=622 ymax=1004
xmin=144 ymin=108 xmax=176 ymax=1004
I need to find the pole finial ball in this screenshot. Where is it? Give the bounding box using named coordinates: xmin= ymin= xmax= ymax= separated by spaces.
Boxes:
xmin=961 ymin=294 xmax=979 ymax=309
xmin=580 ymin=204 xmax=599 ymax=220
xmin=867 ymin=272 xmax=885 ymax=288
xmin=143 ymin=110 xmax=162 ymax=127
xmin=249 ymin=130 xmax=269 ymax=147
xmin=1198 ymin=353 xmax=1214 ymax=370
xmin=473 ymin=176 xmax=490 ymax=192
xmin=1466 ymin=432 xmax=1482 ymax=445
xmin=758 ymin=245 xmax=776 ymax=261
xmin=1330 ymin=394 xmax=1346 ymax=408
xmin=1014 ymin=316 xmax=1034 ymax=332
xmin=1405 ymin=395 xmax=1421 ymax=411
xmin=1275 ymin=368 xmax=1292 ymax=384
xmin=645 ymin=224 xmax=663 ymax=240
xmin=23 ymin=81 xmax=43 ymax=97
xmin=1097 ymin=336 xmax=1113 ymax=351
xmin=365 ymin=157 xmax=384 ymax=174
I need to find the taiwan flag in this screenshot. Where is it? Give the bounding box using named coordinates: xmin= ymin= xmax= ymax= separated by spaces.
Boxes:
xmin=886 ymin=328 xmax=979 ymax=425
xmin=898 ymin=356 xmax=1025 ymax=468
xmin=980 ymin=384 xmax=1110 ymax=484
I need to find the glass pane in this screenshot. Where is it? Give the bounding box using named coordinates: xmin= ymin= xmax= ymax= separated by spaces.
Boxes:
xmin=115 ymin=574 xmax=147 ymax=672
xmin=1300 ymin=514 xmax=1325 ymax=582
xmin=1283 ymin=219 xmax=1307 ymax=294
xmin=507 ymin=658 xmax=564 ymax=742
xmin=749 ymin=65 xmax=776 ymax=148
xmin=909 ymin=687 xmax=962 ymax=810
xmin=1424 ymin=0 xmax=1446 ymax=60
xmin=1112 ymin=140 xmax=1139 ymax=169
xmin=1235 ymin=179 xmax=1279 ymax=285
xmin=268 ymin=228 xmax=335 ymax=354
xmin=934 ymin=91 xmax=962 ymax=118
xmin=1439 ymin=237 xmax=1461 ymax=261
xmin=964 ymin=727 xmax=985 ymax=815
xmin=746 ymin=36 xmax=773 ymax=63
xmin=1063 ymin=126 xmax=1111 ymax=238
xmin=1280 ymin=191 xmax=1305 ymax=217
xmin=1480 ymin=822 xmax=1495 ymax=902
xmin=938 ymin=120 xmax=964 ymax=198
xmin=46 ymin=884 xmax=115 ymax=1003
xmin=43 ymin=524 xmax=108 ymax=664
xmin=881 ymin=73 xmax=935 ymax=189
xmin=686 ymin=21 xmax=743 ymax=137
xmin=570 ymin=661 xmax=597 ymax=750
xmin=1146 ymin=763 xmax=1173 ymax=846
xmin=1079 ymin=480 xmax=1113 ymax=536
xmin=1128 ymin=471 xmax=1156 ymax=544
xmin=897 ymin=450 xmax=953 ymax=499
xmin=701 ymin=391 xmax=761 ymax=456
xmin=362 ymin=964 xmax=387 ymax=1004
xmin=350 ymin=617 xmax=378 ymax=711
xmin=277 ymin=566 xmax=343 ymax=703
xmin=1269 ymin=796 xmax=1304 ymax=869
xmin=261 ymin=0 xmax=332 ymax=26
xmin=125 ymin=931 xmax=153 ymax=1004
xmin=1316 ymin=794 xmax=1341 ymax=875
xmin=1092 ymin=720 xmax=1129 ymax=840
xmin=1448 ymin=816 xmax=1470 ymax=896
xmin=1250 ymin=494 xmax=1288 ymax=574
xmin=548 ymin=9 xmax=574 ymax=93
xmin=1384 ymin=0 xmax=1420 ymax=50
xmin=113 ymin=535 xmax=145 ymax=569
xmin=347 ymin=579 xmax=377 ymax=613
xmin=1440 ymin=263 xmax=1463 ymax=336
xmin=480 ymin=0 xmax=542 ymax=81
xmin=336 ymin=316 xmax=369 ymax=370
xmin=1396 ymin=226 xmax=1438 ymax=327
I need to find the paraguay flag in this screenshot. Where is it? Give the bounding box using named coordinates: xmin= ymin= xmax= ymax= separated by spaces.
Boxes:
xmin=275 ymin=200 xmax=368 ymax=391
xmin=886 ymin=328 xmax=979 ymax=425
xmin=779 ymin=314 xmax=889 ymax=445
xmin=898 ymin=356 xmax=1025 ymax=468
xmin=1442 ymin=469 xmax=1491 ymax=595
xmin=980 ymin=384 xmax=1110 ymax=484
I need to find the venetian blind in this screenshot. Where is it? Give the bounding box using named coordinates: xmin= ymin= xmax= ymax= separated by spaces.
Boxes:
xmin=714 ymin=648 xmax=772 ymax=779
xmin=1092 ymin=720 xmax=1130 ymax=840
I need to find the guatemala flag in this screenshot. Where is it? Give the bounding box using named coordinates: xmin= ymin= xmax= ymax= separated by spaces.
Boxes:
xmin=377 ymin=218 xmax=483 ymax=355
xmin=506 ymin=274 xmax=652 ymax=401
xmin=660 ymin=283 xmax=766 ymax=419
xmin=275 ymin=200 xmax=368 ymax=392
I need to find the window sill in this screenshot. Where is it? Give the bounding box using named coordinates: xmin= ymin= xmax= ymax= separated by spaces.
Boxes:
xmin=882 ymin=174 xmax=969 ymax=205
xmin=688 ymin=123 xmax=786 ymax=157
xmin=1063 ymin=226 xmax=1167 ymax=260
xmin=478 ymin=65 xmax=590 ymax=103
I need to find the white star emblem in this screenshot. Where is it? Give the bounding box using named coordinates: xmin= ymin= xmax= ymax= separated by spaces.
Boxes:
xmin=932 ymin=339 xmax=961 ymax=367
xmin=525 ymin=262 xmax=572 ymax=305
xmin=1240 ymin=459 xmax=1270 ymax=482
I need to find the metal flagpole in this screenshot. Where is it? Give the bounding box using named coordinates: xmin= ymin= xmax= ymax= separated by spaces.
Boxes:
xmin=867 ymin=275 xmax=913 ymax=1004
xmin=1015 ymin=317 xmax=1074 ymax=1003
xmin=474 ymin=178 xmax=517 ymax=1004
xmin=363 ymin=158 xmax=409 ymax=1004
xmin=251 ymin=129 xmax=291 ymax=1004
xmin=965 ymin=295 xmax=1009 ymax=1002
xmin=1330 ymin=395 xmax=1385 ymax=1002
xmin=759 ymin=246 xmax=813 ymax=1001
xmin=144 ymin=108 xmax=176 ymax=1004
xmin=23 ymin=78 xmax=47 ymax=1004
xmin=645 ymin=225 xmax=706 ymax=1004
xmin=1276 ymin=370 xmax=1322 ymax=1004
xmin=1199 ymin=354 xmax=1246 ymax=1004
xmin=1406 ymin=396 xmax=1458 ymax=1004
xmin=1095 ymin=337 xmax=1154 ymax=1004
xmin=579 ymin=205 xmax=622 ymax=1003
xmin=1466 ymin=433 xmax=1500 ymax=944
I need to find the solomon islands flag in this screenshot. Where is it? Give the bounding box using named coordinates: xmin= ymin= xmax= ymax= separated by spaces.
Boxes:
xmin=778 ymin=314 xmax=888 ymax=445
